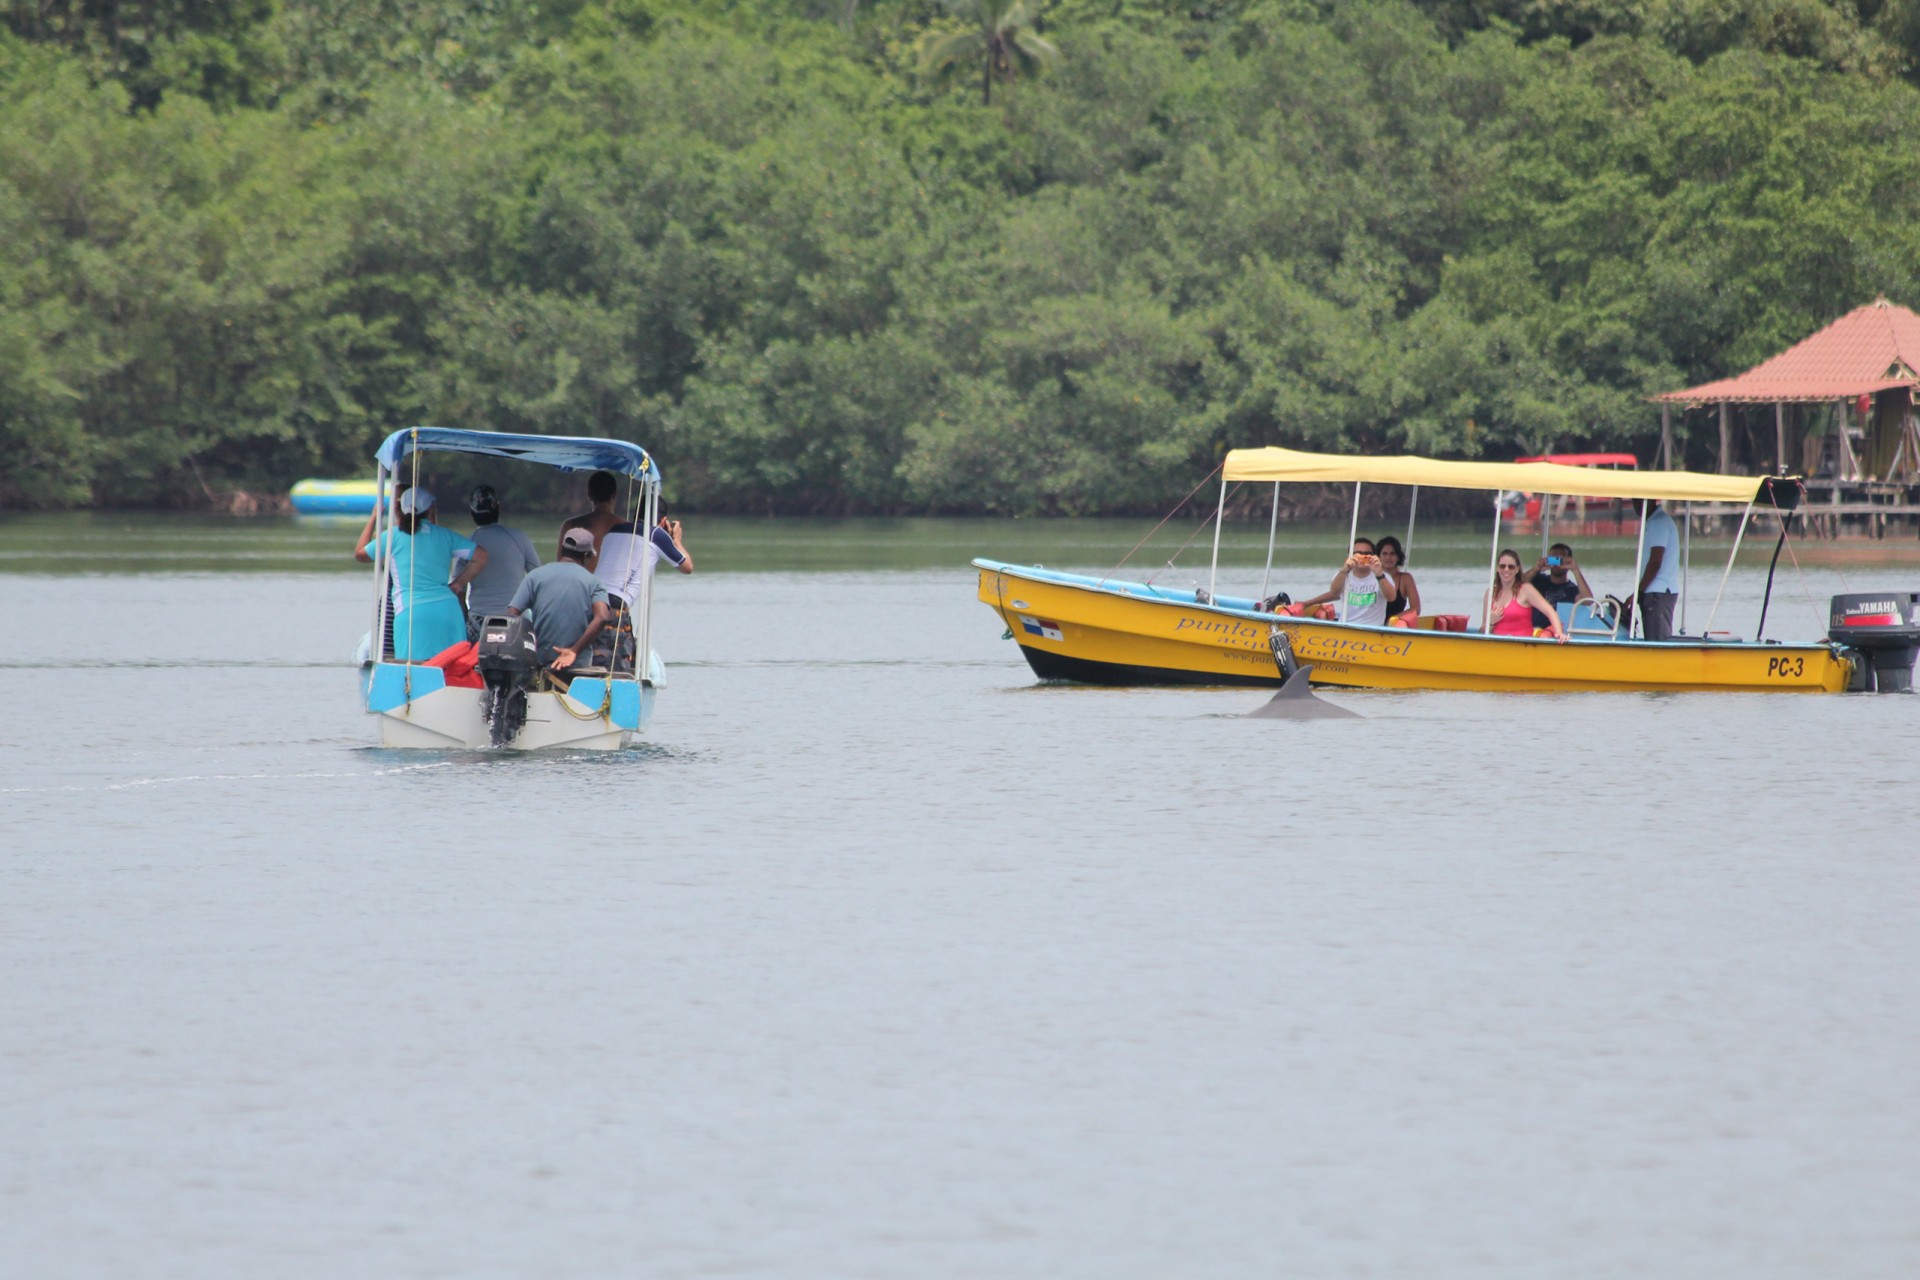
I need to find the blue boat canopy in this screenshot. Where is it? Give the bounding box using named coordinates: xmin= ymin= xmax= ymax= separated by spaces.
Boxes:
xmin=375 ymin=427 xmax=659 ymax=486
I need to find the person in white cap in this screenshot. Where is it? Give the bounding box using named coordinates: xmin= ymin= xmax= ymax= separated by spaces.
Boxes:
xmin=507 ymin=527 xmax=611 ymax=672
xmin=354 ymin=487 xmax=488 ymax=660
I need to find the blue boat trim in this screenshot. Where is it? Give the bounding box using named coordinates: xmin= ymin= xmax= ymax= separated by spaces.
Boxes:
xmin=563 ymin=678 xmax=645 ymax=730
xmin=365 ymin=662 xmax=445 ymax=713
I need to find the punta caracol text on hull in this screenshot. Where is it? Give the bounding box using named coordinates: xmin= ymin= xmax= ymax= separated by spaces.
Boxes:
xmin=975 ymin=446 xmax=1920 ymax=695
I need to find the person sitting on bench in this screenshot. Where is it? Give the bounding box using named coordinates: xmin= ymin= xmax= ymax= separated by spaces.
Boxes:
xmin=506 ymin=528 xmax=611 ymax=672
xmin=1528 ymin=542 xmax=1594 ymax=631
xmin=1291 ymin=537 xmax=1400 ymax=625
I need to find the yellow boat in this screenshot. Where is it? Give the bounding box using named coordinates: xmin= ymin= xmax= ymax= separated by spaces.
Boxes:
xmin=974 ymin=446 xmax=1916 ymax=694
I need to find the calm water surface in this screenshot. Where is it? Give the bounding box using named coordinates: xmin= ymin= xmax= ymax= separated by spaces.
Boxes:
xmin=3 ymin=514 xmax=1918 ymax=1278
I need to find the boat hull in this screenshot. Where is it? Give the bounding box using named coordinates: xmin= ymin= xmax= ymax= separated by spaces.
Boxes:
xmin=362 ymin=661 xmax=657 ymax=750
xmin=975 ymin=560 xmax=1853 ymax=693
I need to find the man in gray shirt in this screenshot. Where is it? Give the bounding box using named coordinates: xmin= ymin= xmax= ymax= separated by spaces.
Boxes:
xmin=462 ymin=485 xmax=542 ymax=633
xmin=508 ymin=528 xmax=610 ymax=670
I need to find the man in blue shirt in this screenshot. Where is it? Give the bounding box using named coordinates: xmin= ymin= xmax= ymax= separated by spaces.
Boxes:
xmin=1636 ymin=498 xmax=1681 ymax=640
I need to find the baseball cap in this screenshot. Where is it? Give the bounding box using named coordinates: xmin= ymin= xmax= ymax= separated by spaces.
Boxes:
xmin=467 ymin=484 xmax=499 ymax=516
xmin=560 ymin=527 xmax=596 ymax=555
xmin=399 ymin=488 xmax=435 ymax=515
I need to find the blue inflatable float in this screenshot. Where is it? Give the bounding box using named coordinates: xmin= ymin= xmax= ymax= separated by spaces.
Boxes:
xmin=290 ymin=478 xmax=380 ymax=516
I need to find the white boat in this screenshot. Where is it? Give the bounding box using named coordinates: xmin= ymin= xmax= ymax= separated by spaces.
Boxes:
xmin=359 ymin=427 xmax=666 ymax=750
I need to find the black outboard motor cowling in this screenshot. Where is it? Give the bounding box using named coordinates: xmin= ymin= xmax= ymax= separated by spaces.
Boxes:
xmin=475 ymin=613 xmax=540 ymax=744
xmin=1828 ymin=592 xmax=1920 ymax=692
xmin=475 ymin=613 xmax=538 ymax=674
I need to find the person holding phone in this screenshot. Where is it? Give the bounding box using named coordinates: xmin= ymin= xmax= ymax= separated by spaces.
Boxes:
xmin=1528 ymin=542 xmax=1593 ymax=630
xmin=1291 ymin=537 xmax=1399 ymax=626
xmin=592 ymin=506 xmax=694 ymax=612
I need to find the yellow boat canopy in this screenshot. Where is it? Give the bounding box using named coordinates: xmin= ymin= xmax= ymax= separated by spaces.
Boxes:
xmin=1223 ymin=446 xmax=1764 ymax=504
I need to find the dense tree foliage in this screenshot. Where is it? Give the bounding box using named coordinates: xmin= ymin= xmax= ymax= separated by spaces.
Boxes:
xmin=4 ymin=0 xmax=1920 ymax=510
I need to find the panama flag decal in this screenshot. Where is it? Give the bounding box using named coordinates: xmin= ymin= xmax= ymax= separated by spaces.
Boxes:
xmin=1019 ymin=615 xmax=1064 ymax=641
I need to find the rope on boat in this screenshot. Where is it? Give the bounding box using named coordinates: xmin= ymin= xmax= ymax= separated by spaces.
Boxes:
xmin=1774 ymin=497 xmax=1835 ymax=637
xmin=1147 ymin=487 xmax=1240 ymax=589
xmin=554 ymin=678 xmax=614 ymax=720
xmin=1101 ymin=461 xmax=1223 ymax=588
xmin=609 ymin=471 xmax=646 ymax=665
xmin=405 ymin=428 xmax=420 ymax=701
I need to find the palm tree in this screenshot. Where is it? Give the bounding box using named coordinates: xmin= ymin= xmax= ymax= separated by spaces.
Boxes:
xmin=920 ymin=0 xmax=1060 ymax=106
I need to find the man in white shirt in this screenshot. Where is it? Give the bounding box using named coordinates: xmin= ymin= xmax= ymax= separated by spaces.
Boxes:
xmin=1636 ymin=498 xmax=1681 ymax=640
xmin=1292 ymin=537 xmax=1398 ymax=626
xmin=593 ymin=512 xmax=694 ymax=610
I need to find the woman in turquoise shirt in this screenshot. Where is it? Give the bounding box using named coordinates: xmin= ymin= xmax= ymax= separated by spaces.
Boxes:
xmin=354 ymin=488 xmax=488 ymax=660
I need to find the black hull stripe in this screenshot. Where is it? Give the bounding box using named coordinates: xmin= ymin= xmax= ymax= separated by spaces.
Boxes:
xmin=1018 ymin=644 xmax=1281 ymax=688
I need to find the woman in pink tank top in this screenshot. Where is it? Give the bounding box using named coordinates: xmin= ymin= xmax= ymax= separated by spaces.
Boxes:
xmin=1484 ymin=551 xmax=1568 ymax=642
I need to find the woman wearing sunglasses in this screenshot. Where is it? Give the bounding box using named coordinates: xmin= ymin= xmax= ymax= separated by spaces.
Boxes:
xmin=1484 ymin=550 xmax=1568 ymax=642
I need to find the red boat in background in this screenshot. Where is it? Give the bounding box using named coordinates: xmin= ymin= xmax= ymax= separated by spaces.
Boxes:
xmin=1504 ymin=453 xmax=1640 ymax=534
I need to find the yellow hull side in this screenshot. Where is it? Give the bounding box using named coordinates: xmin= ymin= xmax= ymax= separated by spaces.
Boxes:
xmin=976 ymin=564 xmax=1851 ymax=693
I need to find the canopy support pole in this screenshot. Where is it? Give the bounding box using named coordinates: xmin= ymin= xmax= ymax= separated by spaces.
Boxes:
xmin=1482 ymin=492 xmax=1502 ymax=634
xmin=1404 ymin=485 xmax=1418 ymax=558
xmin=1542 ymin=495 xmax=1552 ymax=557
xmin=1703 ymin=499 xmax=1756 ymax=636
xmin=1259 ymin=481 xmax=1280 ymax=601
xmin=637 ymin=480 xmax=657 ymax=686
xmin=1839 ymin=398 xmax=1861 ymax=480
xmin=1629 ymin=501 xmax=1651 ymax=639
xmin=1680 ymin=501 xmax=1692 ymax=635
xmin=1207 ymin=472 xmax=1227 ymax=601
xmin=369 ymin=463 xmax=391 ymax=661
xmin=1340 ymin=482 xmax=1361 ymax=622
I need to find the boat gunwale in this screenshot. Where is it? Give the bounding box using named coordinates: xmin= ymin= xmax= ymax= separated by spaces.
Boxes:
xmin=972 ymin=557 xmax=1842 ymax=656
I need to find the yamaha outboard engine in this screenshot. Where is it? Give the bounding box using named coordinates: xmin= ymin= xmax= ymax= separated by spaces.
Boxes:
xmin=1828 ymin=592 xmax=1920 ymax=692
xmin=475 ymin=613 xmax=539 ymax=745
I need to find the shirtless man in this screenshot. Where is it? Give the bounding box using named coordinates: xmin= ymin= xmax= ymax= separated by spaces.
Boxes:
xmin=558 ymin=470 xmax=622 ymax=561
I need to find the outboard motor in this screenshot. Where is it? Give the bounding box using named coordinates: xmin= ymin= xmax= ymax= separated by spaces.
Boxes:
xmin=1828 ymin=592 xmax=1920 ymax=692
xmin=474 ymin=613 xmax=540 ymax=745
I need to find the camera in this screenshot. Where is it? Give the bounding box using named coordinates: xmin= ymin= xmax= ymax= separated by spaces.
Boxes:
xmin=1546 ymin=555 xmax=1562 ymax=566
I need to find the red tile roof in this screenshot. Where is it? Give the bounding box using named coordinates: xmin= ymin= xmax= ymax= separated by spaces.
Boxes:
xmin=1655 ymin=298 xmax=1920 ymax=404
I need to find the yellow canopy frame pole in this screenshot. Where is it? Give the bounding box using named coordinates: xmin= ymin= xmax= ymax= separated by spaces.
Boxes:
xmin=1259 ymin=481 xmax=1280 ymax=601
xmin=1404 ymin=484 xmax=1418 ymax=559
xmin=1482 ymin=491 xmax=1502 ymax=634
xmin=1340 ymin=482 xmax=1361 ymax=623
xmin=1703 ymin=500 xmax=1756 ymax=636
xmin=1629 ymin=501 xmax=1650 ymax=640
xmin=1681 ymin=501 xmax=1692 ymax=634
xmin=1207 ymin=471 xmax=1227 ymax=601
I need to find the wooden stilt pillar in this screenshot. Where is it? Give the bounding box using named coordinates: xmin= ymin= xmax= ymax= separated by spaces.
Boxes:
xmin=1718 ymin=402 xmax=1731 ymax=475
xmin=1660 ymin=404 xmax=1673 ymax=470
xmin=1774 ymin=401 xmax=1786 ymax=475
